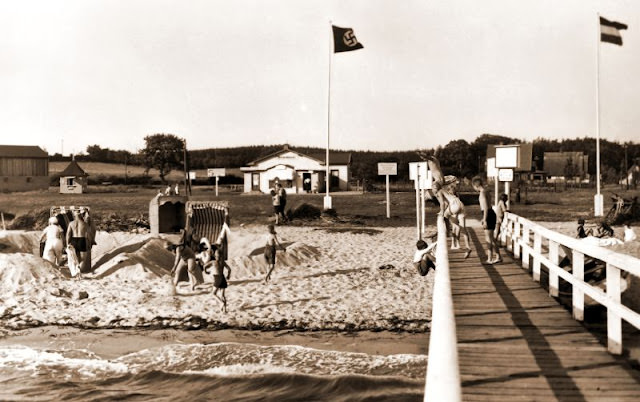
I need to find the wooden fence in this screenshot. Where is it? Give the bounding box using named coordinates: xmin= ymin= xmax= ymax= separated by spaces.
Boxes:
xmin=501 ymin=212 xmax=640 ymax=354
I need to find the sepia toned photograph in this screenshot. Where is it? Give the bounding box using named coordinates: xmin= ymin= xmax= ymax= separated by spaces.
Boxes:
xmin=1 ymin=1 xmax=640 ymax=400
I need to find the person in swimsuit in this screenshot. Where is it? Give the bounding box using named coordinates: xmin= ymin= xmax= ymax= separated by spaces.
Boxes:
xmin=264 ymin=224 xmax=286 ymax=283
xmin=472 ymin=176 xmax=501 ymax=264
xmin=206 ymin=245 xmax=232 ymax=313
xmin=168 ymin=239 xmax=198 ymax=294
xmin=66 ymin=209 xmax=89 ymax=271
xmin=441 ymin=179 xmax=472 ymax=259
xmin=494 ymin=193 xmax=509 ymax=242
xmin=40 ymin=216 xmax=64 ymax=266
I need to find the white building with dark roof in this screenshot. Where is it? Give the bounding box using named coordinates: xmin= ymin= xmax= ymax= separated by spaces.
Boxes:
xmin=0 ymin=145 xmax=49 ymax=192
xmin=59 ymin=159 xmax=88 ymax=194
xmin=240 ymin=145 xmax=352 ymax=193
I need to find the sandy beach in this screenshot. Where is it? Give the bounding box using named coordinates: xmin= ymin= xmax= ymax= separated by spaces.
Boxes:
xmin=0 ymin=225 xmax=433 ymax=332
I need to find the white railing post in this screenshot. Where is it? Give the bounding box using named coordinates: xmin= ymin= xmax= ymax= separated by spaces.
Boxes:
xmin=424 ymin=215 xmax=462 ymax=402
xmin=548 ymin=240 xmax=559 ymax=297
xmin=533 ymin=233 xmax=542 ymax=282
xmin=606 ymin=263 xmax=622 ymax=355
xmin=522 ymin=224 xmax=530 ymax=270
xmin=505 ymin=218 xmax=513 ymax=252
xmin=513 ymin=219 xmax=521 ymax=260
xmin=572 ymin=250 xmax=584 ymax=321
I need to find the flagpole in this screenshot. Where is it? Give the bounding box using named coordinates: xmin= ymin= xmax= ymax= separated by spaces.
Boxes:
xmin=324 ymin=21 xmax=333 ymax=210
xmin=595 ymin=12 xmax=603 ymax=216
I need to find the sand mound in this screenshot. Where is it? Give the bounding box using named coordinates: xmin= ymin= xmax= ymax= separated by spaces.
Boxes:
xmin=230 ymin=242 xmax=321 ymax=279
xmin=0 ymin=253 xmax=63 ymax=295
xmin=0 ymin=231 xmax=41 ymax=255
xmin=91 ymin=238 xmax=174 ymax=280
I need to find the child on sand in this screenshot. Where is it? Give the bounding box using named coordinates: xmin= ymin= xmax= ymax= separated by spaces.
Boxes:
xmin=264 ymin=224 xmax=286 ymax=283
xmin=205 ymin=244 xmax=232 ymax=313
xmin=471 ymin=177 xmax=501 ymax=264
xmin=413 ymin=239 xmax=437 ymax=276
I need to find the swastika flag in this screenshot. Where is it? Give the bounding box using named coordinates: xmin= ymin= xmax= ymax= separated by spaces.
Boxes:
xmin=600 ymin=17 xmax=628 ymax=46
xmin=332 ymin=25 xmax=364 ymax=53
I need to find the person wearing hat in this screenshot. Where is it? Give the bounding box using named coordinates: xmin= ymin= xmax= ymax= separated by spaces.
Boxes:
xmin=40 ymin=216 xmax=64 ymax=266
xmin=264 ymin=224 xmax=286 ymax=283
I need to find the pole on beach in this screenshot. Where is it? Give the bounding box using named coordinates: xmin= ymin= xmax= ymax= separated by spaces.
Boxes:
xmin=386 ymin=174 xmax=390 ymax=218
xmin=324 ymin=21 xmax=333 ymax=211
xmin=421 ymin=188 xmax=426 ymax=235
xmin=1 ymin=212 xmax=5 ymax=231
xmin=416 ymin=174 xmax=421 ymax=240
xmin=594 ymin=12 xmax=604 ymax=216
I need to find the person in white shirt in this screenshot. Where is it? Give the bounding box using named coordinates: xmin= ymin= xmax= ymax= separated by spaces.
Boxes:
xmin=413 ymin=239 xmax=437 ymax=276
xmin=40 ymin=217 xmax=64 ymax=266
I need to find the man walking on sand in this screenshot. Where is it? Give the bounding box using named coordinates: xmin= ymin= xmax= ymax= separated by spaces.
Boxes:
xmin=66 ymin=209 xmax=89 ymax=272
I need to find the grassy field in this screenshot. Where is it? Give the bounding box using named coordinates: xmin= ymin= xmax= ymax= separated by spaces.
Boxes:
xmin=49 ymin=162 xmax=243 ymax=182
xmin=1 ymin=183 xmax=638 ymax=229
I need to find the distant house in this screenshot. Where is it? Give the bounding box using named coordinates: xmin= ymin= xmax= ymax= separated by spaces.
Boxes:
xmin=59 ymin=159 xmax=88 ymax=194
xmin=619 ymin=164 xmax=640 ymax=188
xmin=543 ymin=152 xmax=589 ymax=182
xmin=240 ymin=145 xmax=352 ymax=193
xmin=0 ymin=145 xmax=49 ymax=192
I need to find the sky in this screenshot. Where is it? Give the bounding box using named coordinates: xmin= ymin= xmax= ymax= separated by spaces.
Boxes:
xmin=1 ymin=0 xmax=640 ymax=155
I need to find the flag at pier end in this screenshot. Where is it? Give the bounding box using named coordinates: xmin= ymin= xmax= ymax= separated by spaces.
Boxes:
xmin=600 ymin=17 xmax=628 ymax=45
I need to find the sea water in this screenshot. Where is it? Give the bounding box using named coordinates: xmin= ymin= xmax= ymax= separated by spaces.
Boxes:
xmin=0 ymin=342 xmax=427 ymax=401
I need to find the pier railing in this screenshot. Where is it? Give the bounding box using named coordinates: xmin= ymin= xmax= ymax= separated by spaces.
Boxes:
xmin=424 ymin=214 xmax=461 ymax=401
xmin=501 ymin=212 xmax=640 ymax=354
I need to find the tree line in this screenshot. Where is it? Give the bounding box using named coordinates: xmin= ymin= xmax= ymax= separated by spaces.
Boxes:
xmin=52 ymin=133 xmax=640 ymax=184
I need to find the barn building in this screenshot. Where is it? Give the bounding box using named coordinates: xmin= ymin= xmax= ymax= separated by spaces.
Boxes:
xmin=240 ymin=145 xmax=352 ymax=194
xmin=0 ymin=145 xmax=49 ymax=192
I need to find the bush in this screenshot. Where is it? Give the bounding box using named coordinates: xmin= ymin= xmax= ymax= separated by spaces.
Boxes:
xmin=287 ymin=203 xmax=322 ymax=221
xmin=9 ymin=208 xmax=50 ymax=230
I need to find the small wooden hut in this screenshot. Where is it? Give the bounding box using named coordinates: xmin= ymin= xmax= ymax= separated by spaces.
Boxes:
xmin=59 ymin=160 xmax=88 ymax=194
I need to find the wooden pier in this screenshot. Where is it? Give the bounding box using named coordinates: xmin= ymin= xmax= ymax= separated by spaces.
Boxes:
xmin=440 ymin=226 xmax=640 ymax=401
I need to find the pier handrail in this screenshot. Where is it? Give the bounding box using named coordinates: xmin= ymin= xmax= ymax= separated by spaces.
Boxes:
xmin=424 ymin=214 xmax=461 ymax=401
xmin=502 ymin=212 xmax=640 ymax=354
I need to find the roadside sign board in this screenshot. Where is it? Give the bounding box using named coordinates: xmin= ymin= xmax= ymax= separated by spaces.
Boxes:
xmin=409 ymin=162 xmax=432 ymax=190
xmin=188 ymin=171 xmax=196 ymax=180
xmin=207 ymin=168 xmax=226 ymax=177
xmin=495 ymin=145 xmax=519 ymax=168
xmin=378 ymin=162 xmax=397 ymax=176
xmin=498 ymin=168 xmax=514 ymax=182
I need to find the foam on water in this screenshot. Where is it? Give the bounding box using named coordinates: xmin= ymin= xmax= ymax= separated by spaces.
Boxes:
xmin=0 ymin=342 xmax=427 ymax=380
xmin=0 ymin=345 xmax=129 ymax=379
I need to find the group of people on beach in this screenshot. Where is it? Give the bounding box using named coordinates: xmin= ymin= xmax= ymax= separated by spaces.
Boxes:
xmin=40 ymin=207 xmax=96 ymax=278
xmin=166 ymin=206 xmax=286 ymax=312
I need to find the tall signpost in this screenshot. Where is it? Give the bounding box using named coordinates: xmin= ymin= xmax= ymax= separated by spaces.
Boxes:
xmin=409 ymin=162 xmax=431 ymax=240
xmin=378 ymin=163 xmax=397 ymax=219
xmin=208 ymin=168 xmax=226 ymax=196
xmin=495 ymin=145 xmax=520 ymax=209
